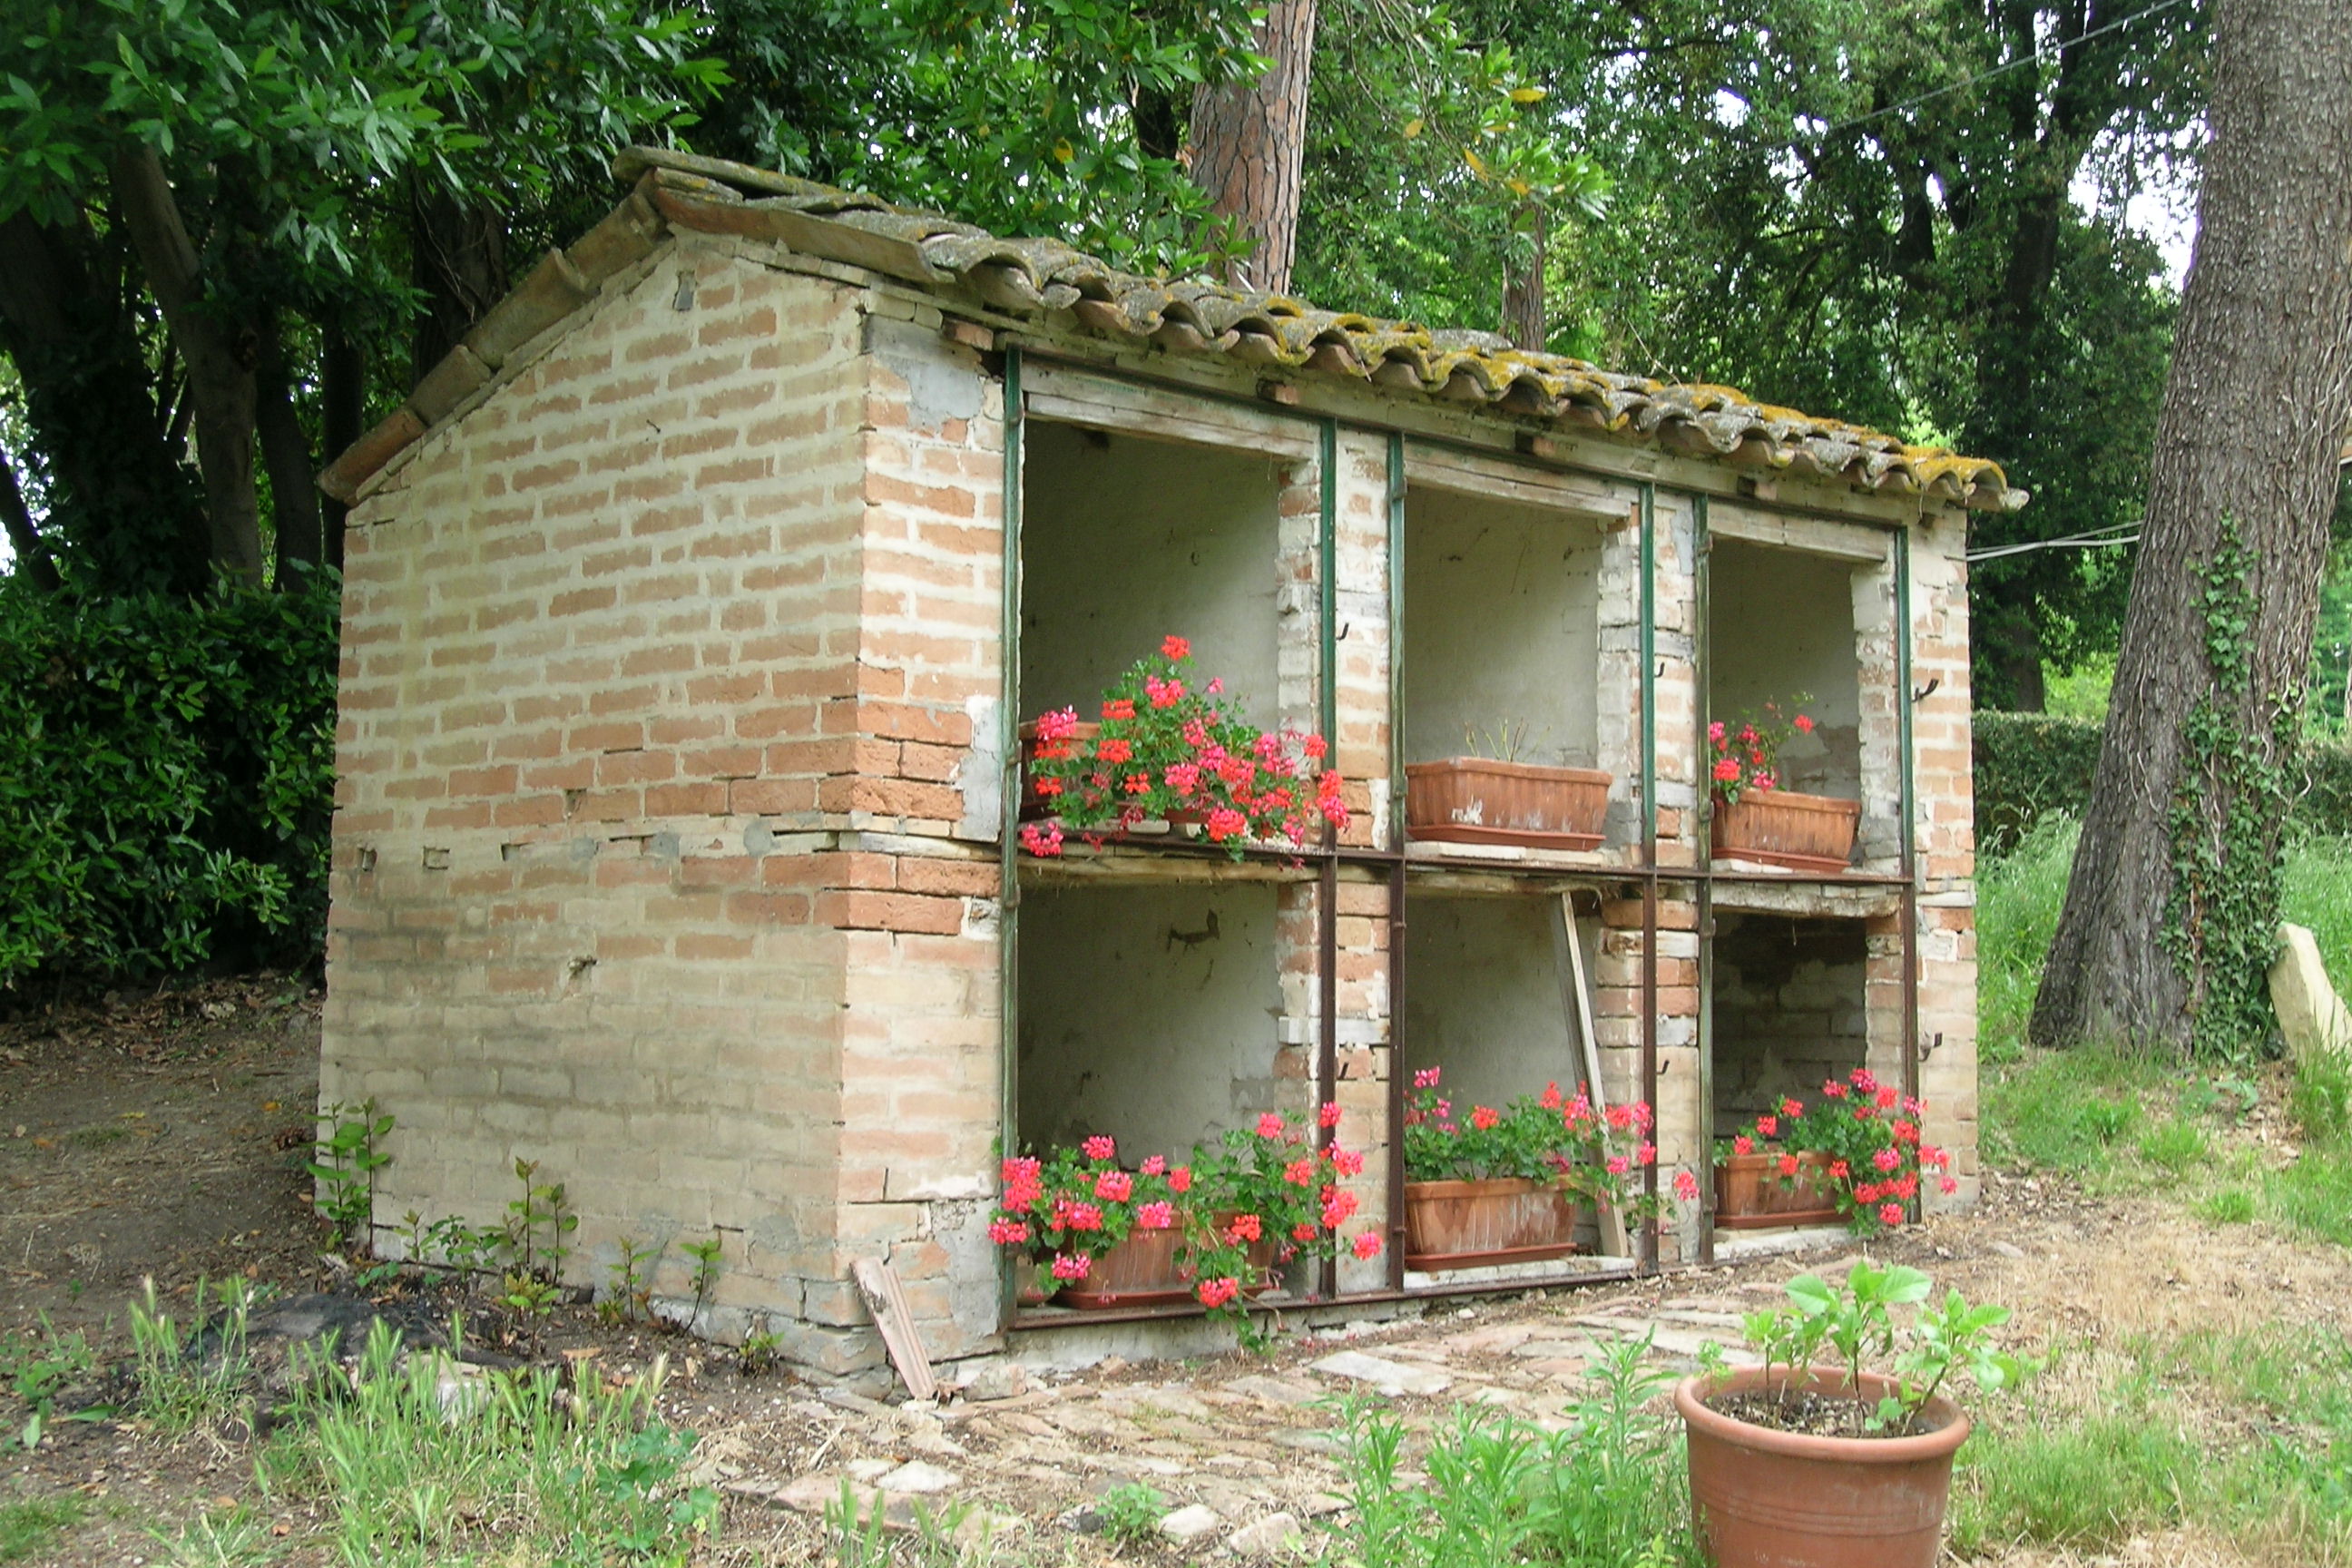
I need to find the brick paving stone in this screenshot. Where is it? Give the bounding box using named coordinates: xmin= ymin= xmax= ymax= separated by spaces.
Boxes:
xmin=1229 ymin=1511 xmax=1305 ymax=1557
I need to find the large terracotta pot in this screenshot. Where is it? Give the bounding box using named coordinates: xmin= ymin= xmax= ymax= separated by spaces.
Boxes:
xmin=1676 ymin=1367 xmax=1967 ymax=1568
xmin=1713 ymin=1150 xmax=1842 ymax=1230
xmin=1402 ymin=1176 xmax=1585 ymax=1270
xmin=1710 ymin=789 xmax=1860 ymax=873
xmin=1406 ymin=759 xmax=1612 ymax=850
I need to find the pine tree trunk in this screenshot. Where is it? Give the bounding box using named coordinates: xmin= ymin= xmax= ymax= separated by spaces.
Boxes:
xmin=0 ymin=211 xmax=211 ymax=593
xmin=1501 ymin=207 xmax=1546 ymax=351
xmin=1188 ymin=0 xmax=1317 ymax=295
xmin=2031 ymin=0 xmax=2352 ymax=1051
xmin=257 ymin=316 xmax=322 ymax=582
xmin=319 ymin=323 xmax=364 ymax=573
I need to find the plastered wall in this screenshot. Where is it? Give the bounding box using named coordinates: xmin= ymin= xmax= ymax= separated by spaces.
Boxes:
xmin=1403 ymin=488 xmax=1602 ymax=769
xmin=1710 ymin=538 xmax=1864 ymax=799
xmin=1403 ymin=894 xmax=1598 ymax=1112
xmin=1019 ymin=424 xmax=1283 ymax=729
xmin=1016 ymin=881 xmax=1287 ymax=1161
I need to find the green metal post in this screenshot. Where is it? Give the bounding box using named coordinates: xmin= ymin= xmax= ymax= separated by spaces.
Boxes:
xmin=997 ymin=347 xmax=1024 ymax=1318
xmin=1692 ymin=491 xmax=1714 ymax=1264
xmin=1385 ymin=430 xmax=1407 ymax=1289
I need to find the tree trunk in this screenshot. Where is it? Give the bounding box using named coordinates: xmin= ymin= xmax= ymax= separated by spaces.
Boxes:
xmin=0 ymin=211 xmax=209 ymax=593
xmin=1188 ymin=0 xmax=1317 ymax=295
xmin=111 ymin=143 xmax=265 ymax=585
xmin=1501 ymin=206 xmax=1546 ymax=351
xmin=410 ymin=181 xmax=507 ymax=387
xmin=2032 ymin=0 xmax=2352 ymax=1052
xmin=0 ymin=450 xmax=63 ymax=593
xmin=319 ymin=323 xmax=364 ymax=573
xmin=256 ymin=317 xmax=322 ymax=582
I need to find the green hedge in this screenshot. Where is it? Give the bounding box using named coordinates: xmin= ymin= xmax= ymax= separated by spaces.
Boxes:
xmin=0 ymin=577 xmax=338 ymax=989
xmin=1975 ymin=710 xmax=2352 ymax=857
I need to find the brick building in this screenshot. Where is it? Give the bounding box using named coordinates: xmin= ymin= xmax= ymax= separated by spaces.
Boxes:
xmin=317 ymin=147 xmax=2013 ymax=1380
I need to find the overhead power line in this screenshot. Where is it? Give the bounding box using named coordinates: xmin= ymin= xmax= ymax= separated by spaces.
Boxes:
xmin=1826 ymin=0 xmax=2192 ymax=135
xmin=1965 ymin=523 xmax=2142 ymax=564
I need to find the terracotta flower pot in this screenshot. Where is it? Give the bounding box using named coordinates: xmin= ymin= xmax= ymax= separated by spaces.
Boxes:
xmin=1017 ymin=720 xmax=1100 ymax=819
xmin=1710 ymin=789 xmax=1860 ymax=873
xmin=1406 ymin=759 xmax=1612 ymax=850
xmin=1402 ymin=1176 xmax=1586 ymax=1270
xmin=1049 ymin=1219 xmax=1279 ymax=1310
xmin=1054 ymin=1223 xmax=1187 ymax=1309
xmin=1713 ymin=1150 xmax=1842 ymax=1230
xmin=1676 ymin=1366 xmax=1968 ymax=1568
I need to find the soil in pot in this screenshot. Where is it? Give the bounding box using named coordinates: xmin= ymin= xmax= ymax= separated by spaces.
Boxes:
xmin=1677 ymin=1366 xmax=1967 ymax=1568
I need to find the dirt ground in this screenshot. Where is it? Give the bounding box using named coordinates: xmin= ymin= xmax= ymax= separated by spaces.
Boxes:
xmin=1 ymin=984 xmax=2345 ymax=1567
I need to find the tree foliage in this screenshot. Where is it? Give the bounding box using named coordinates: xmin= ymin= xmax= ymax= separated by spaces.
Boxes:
xmin=1298 ymin=0 xmax=2203 ymax=708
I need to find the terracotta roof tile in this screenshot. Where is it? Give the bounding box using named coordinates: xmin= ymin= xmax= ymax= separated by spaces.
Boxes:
xmin=321 ymin=144 xmax=2025 ymax=513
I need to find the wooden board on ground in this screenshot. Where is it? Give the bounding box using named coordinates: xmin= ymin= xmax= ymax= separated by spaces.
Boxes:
xmin=851 ymin=1257 xmax=938 ymax=1403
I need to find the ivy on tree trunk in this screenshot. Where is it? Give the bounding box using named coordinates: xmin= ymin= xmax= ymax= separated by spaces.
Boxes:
xmin=2032 ymin=0 xmax=2352 ymax=1053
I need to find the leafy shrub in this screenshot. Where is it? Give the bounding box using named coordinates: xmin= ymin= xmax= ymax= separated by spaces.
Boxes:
xmin=0 ymin=574 xmax=337 ymax=989
xmin=1976 ymin=711 xmax=2352 ymax=858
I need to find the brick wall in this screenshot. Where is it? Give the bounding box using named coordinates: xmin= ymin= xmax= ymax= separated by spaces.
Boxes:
xmin=324 ymin=240 xmax=875 ymax=1364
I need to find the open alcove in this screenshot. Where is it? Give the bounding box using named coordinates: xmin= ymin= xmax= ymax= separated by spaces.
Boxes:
xmin=1014 ymin=880 xmax=1289 ymax=1166
xmin=1710 ymin=911 xmax=1871 ymax=1127
xmin=1708 ymin=537 xmax=1864 ymax=802
xmin=1019 ymin=420 xmax=1286 ymax=726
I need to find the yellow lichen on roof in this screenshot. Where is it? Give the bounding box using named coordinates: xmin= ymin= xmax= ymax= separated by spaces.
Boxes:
xmin=322 ymin=145 xmax=2026 ymax=514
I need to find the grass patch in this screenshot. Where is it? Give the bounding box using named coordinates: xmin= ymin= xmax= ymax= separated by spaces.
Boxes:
xmin=1955 ymin=1332 xmax=2352 ymax=1562
xmin=131 ymin=1278 xmax=259 ymax=1437
xmin=0 ymin=1496 xmax=84 ymax=1563
xmin=2284 ymin=836 xmax=2352 ymax=1000
xmin=242 ymin=1318 xmax=716 ymax=1568
xmin=1976 ymin=815 xmax=2079 ymax=1060
xmin=2268 ymin=1144 xmax=2352 ymax=1246
xmin=2195 ymin=1186 xmax=2256 ymax=1224
xmin=2290 ymin=1050 xmax=2352 ymax=1144
xmin=1980 ymin=1044 xmax=2168 ymax=1179
xmin=2134 ymin=1116 xmax=2209 ymax=1174
xmin=1953 ymin=1401 xmax=2203 ymax=1552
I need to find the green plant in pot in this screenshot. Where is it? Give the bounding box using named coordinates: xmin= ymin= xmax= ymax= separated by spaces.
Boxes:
xmin=1674 ymin=1260 xmax=2028 ymax=1568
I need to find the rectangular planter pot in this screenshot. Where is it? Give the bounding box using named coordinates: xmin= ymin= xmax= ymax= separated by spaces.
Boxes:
xmin=1403 ymin=1175 xmax=1589 ymax=1270
xmin=1053 ymin=1223 xmax=1190 ymax=1309
xmin=1710 ymin=789 xmax=1861 ymax=874
xmin=1048 ymin=1220 xmax=1279 ymax=1309
xmin=1714 ymin=1149 xmax=1843 ymax=1230
xmin=1406 ymin=759 xmax=1612 ymax=850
